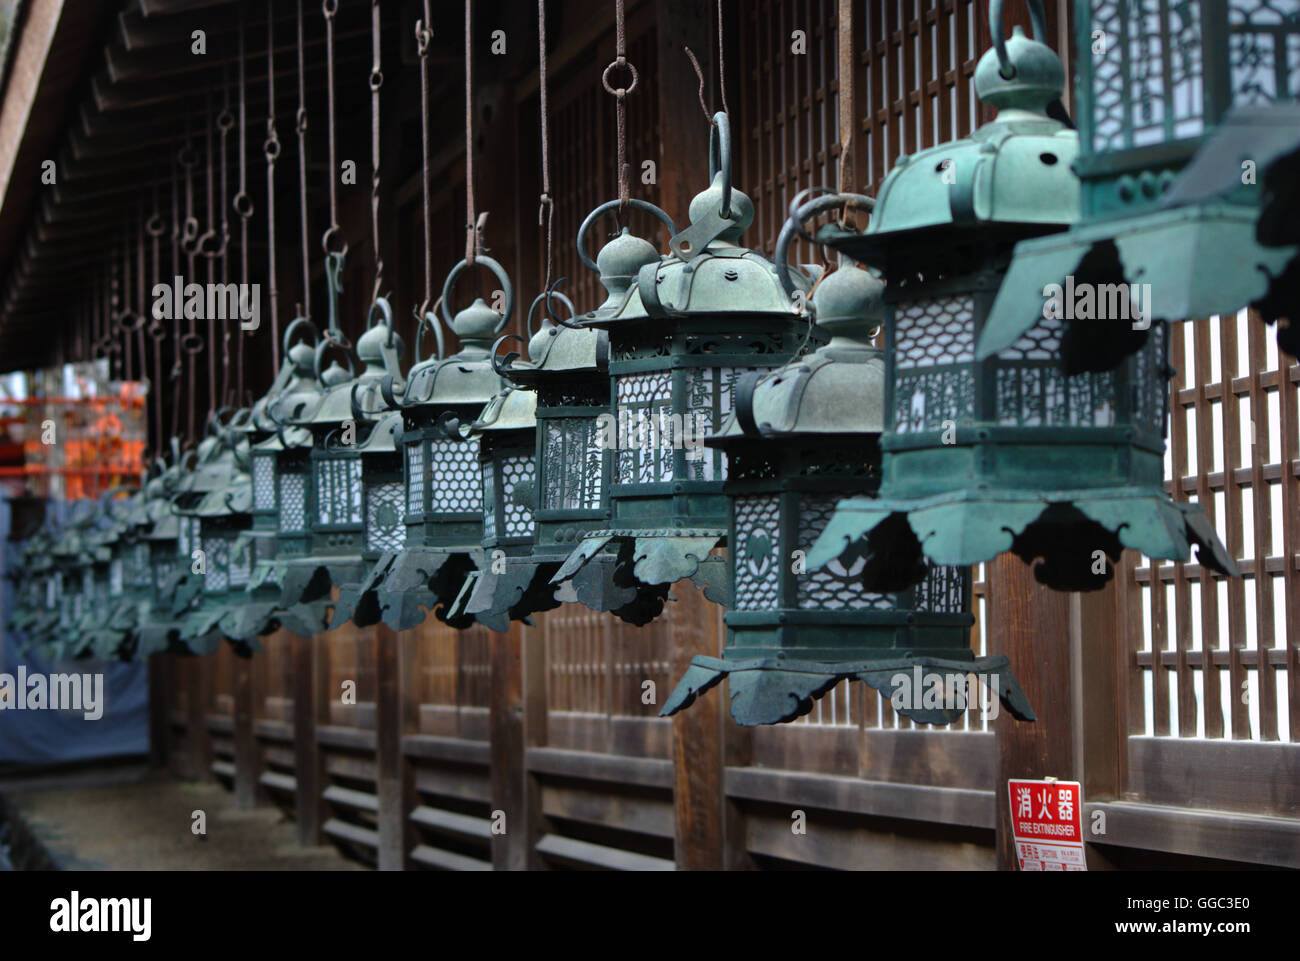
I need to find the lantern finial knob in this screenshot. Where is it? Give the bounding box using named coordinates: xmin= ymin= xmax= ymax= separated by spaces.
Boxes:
xmin=973 ymin=25 xmax=1064 ymax=114
xmin=596 ymin=228 xmax=659 ymax=301
xmin=687 ymin=171 xmax=755 ymax=243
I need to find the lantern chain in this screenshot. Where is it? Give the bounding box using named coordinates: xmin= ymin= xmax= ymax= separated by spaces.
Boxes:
xmin=415 ymin=1 xmax=434 ymax=316
xmin=370 ymin=0 xmax=384 ymax=304
xmin=684 ymin=0 xmax=730 ymax=127
xmin=297 ymin=0 xmax=312 ymax=323
xmin=602 ymin=0 xmax=637 ymax=213
xmin=322 ymin=0 xmax=346 ymax=343
xmin=147 ymin=174 xmax=166 ymax=455
xmin=537 ymin=0 xmax=554 ymax=292
xmin=464 ymin=0 xmax=485 ymax=264
xmin=265 ymin=0 xmax=281 ymax=380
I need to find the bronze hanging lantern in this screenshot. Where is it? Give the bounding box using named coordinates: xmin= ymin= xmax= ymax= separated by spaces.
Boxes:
xmin=805 ymin=3 xmax=1238 ymax=592
xmin=978 ymin=0 xmax=1300 ymax=369
xmin=662 ymin=192 xmax=1033 ymax=726
xmin=347 ymin=259 xmax=511 ymax=632
xmin=551 ymin=114 xmax=819 ymax=607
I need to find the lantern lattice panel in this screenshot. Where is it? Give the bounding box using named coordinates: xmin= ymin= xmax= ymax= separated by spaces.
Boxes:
xmin=203 ymin=536 xmax=229 ymax=592
xmin=797 ymin=495 xmax=895 ymax=612
xmin=367 ymin=481 xmax=406 ymax=553
xmin=405 ymin=443 xmax=425 ymax=516
xmin=542 ymin=419 xmax=602 ymax=512
xmin=732 ymin=495 xmax=781 ymax=611
xmin=315 ymin=457 xmax=363 ymax=526
xmin=279 ymin=472 xmax=307 ymax=532
xmin=1229 ymin=0 xmax=1300 ymax=105
xmin=684 ymin=367 xmax=757 ymax=483
xmin=252 ymin=455 xmax=276 ymax=511
xmin=110 ymin=559 xmax=123 ymax=595
xmin=994 ymin=314 xmax=1119 ymax=429
xmin=427 ymin=438 xmax=481 ymax=514
xmin=615 ymin=372 xmax=673 ymax=485
xmin=228 ymin=539 xmax=251 ymax=588
xmin=502 ymin=455 xmax=535 ymax=539
xmin=893 ymin=295 xmax=978 ymax=434
xmin=911 ymin=564 xmax=970 ymax=614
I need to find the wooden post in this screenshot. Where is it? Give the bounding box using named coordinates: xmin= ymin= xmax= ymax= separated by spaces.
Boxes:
xmin=292 ymin=631 xmax=324 ymax=846
xmin=989 ymin=555 xmax=1075 ymax=870
xmin=489 ymin=621 xmax=527 ymax=870
xmin=520 ymin=619 xmax=548 ymax=870
xmin=186 ymin=653 xmax=212 ymax=780
xmin=231 ymin=653 xmax=259 ymax=808
xmin=374 ymin=623 xmax=406 ymax=869
xmin=147 ymin=653 xmax=169 ymax=768
xmin=1072 ymin=581 xmax=1122 ymax=869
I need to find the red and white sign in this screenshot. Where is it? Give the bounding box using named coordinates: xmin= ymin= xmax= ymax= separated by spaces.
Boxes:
xmin=1007 ymin=779 xmax=1086 ymax=871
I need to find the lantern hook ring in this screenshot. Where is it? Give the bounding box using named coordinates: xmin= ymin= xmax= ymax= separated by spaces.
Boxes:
xmin=350 ymin=380 xmax=387 ymax=424
xmin=576 ymin=199 xmax=676 ymax=275
xmin=774 ymin=191 xmax=875 ymax=305
xmin=321 ymin=224 xmax=349 ymax=258
xmin=601 ymin=58 xmax=639 ymax=99
xmin=545 ymin=280 xmax=580 ymax=331
xmin=115 ymin=310 xmax=145 ymax=333
xmin=440 ymin=255 xmax=514 ymax=336
xmin=180 ymin=332 xmax=206 ymax=355
xmin=434 ymin=410 xmax=467 ymax=443
xmin=282 ymin=316 xmax=320 ymax=358
xmin=367 ymin=296 xmax=398 ymax=348
xmin=490 ymin=334 xmax=526 ymax=378
xmin=708 ymin=111 xmax=733 ymax=219
xmin=413 ymin=306 xmax=447 ymax=365
xmin=313 ymin=334 xmax=356 ymax=385
xmin=146 ymin=213 xmax=167 ymax=237
xmin=990 ymin=0 xmax=1048 ymax=80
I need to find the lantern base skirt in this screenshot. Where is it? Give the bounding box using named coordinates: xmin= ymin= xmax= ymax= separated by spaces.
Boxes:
xmin=358 ymin=548 xmax=481 ymax=632
xmin=808 ymin=487 xmax=1239 ymax=593
xmin=661 ymin=652 xmax=1035 ymax=726
xmin=278 ymin=557 xmax=365 ymax=608
xmin=979 ymin=201 xmax=1300 ymax=370
xmin=552 ymin=531 xmax=728 ymax=607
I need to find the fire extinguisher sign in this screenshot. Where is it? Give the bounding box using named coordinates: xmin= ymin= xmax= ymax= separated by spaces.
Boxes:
xmin=1007 ymin=779 xmax=1087 ymax=871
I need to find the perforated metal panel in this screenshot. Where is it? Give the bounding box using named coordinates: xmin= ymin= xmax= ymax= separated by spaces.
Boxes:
xmin=1089 ymin=0 xmax=1205 ymax=152
xmin=278 ymin=471 xmax=307 ymax=532
xmin=542 ymin=418 xmax=603 ymax=511
xmin=203 ymin=535 xmax=229 ymax=592
xmin=1228 ymin=0 xmax=1300 ymax=105
xmin=367 ymin=481 xmax=406 ymax=553
xmin=405 ymin=441 xmax=425 ymax=516
xmin=797 ymin=495 xmax=895 ymax=611
xmin=109 ymin=558 xmax=123 ymax=596
xmin=252 ymin=453 xmax=276 ymax=511
xmin=911 ymin=564 xmax=969 ymax=614
xmin=685 ymin=366 xmax=756 ymax=482
xmin=615 ymin=371 xmax=673 ymax=484
xmin=893 ymin=296 xmax=978 ymax=434
xmin=428 ymin=438 xmax=482 ymax=514
xmin=502 ymin=454 xmax=536 ymax=538
xmin=315 ymin=456 xmax=363 ymax=526
xmin=732 ymin=495 xmax=782 ymax=611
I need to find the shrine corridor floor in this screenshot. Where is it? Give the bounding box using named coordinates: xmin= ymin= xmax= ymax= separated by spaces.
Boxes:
xmin=0 ymin=764 xmax=364 ymax=870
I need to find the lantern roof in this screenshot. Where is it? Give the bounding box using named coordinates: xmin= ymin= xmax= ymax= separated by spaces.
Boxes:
xmin=710 ymin=341 xmax=885 ymax=445
xmin=820 ymin=26 xmax=1078 ymax=266
xmin=466 ymin=386 xmax=537 ymax=437
xmin=354 ymin=410 xmax=404 ymax=454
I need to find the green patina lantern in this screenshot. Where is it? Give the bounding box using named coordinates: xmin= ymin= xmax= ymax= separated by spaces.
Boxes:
xmin=662 ymin=192 xmax=1033 ymax=726
xmin=134 ymin=456 xmax=192 ymax=657
xmin=806 ymin=3 xmax=1238 ymax=592
xmin=552 ymin=114 xmax=819 ymax=604
xmin=348 ymin=259 xmax=510 ymax=632
xmin=274 ymin=300 xmax=407 ymax=629
xmin=979 ymin=0 xmax=1300 ymax=369
xmin=82 ymin=490 xmax=143 ymax=661
xmin=6 ymin=523 xmax=58 ymax=651
xmin=173 ymin=415 xmax=258 ymax=656
xmin=458 ymin=282 xmax=678 ymax=627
